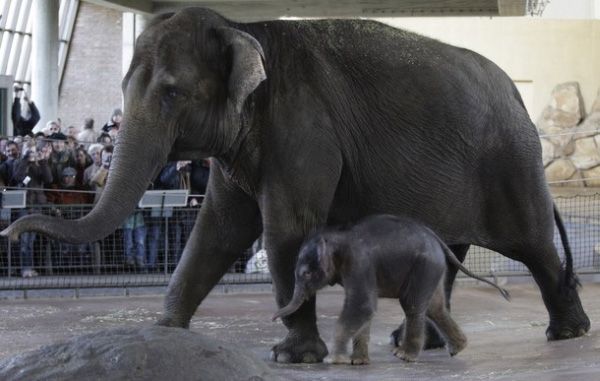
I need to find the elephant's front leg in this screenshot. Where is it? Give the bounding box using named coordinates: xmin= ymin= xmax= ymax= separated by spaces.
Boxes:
xmin=158 ymin=173 xmax=261 ymax=328
xmin=268 ymin=229 xmax=329 ymax=363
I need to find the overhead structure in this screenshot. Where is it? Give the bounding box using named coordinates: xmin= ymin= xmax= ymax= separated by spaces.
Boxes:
xmin=86 ymin=0 xmax=530 ymax=20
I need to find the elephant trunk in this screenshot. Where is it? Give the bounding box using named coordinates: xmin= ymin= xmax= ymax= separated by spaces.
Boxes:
xmin=272 ymin=286 xmax=307 ymax=321
xmin=1 ymin=121 xmax=169 ymax=244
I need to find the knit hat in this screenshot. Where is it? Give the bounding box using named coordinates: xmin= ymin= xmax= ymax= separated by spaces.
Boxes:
xmin=62 ymin=167 xmax=77 ymax=177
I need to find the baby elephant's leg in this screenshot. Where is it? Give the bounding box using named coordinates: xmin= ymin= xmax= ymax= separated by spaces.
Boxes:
xmin=393 ymin=309 xmax=427 ymax=362
xmin=328 ymin=292 xmax=375 ymax=365
xmin=350 ymin=321 xmax=371 ymax=365
xmin=427 ymin=284 xmax=467 ymax=356
xmin=395 ymin=264 xmax=444 ymax=362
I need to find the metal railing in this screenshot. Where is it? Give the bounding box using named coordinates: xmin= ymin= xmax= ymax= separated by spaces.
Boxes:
xmin=1 ymin=191 xmax=600 ymax=290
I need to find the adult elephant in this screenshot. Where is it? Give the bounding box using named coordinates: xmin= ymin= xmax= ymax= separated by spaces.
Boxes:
xmin=2 ymin=8 xmax=589 ymax=362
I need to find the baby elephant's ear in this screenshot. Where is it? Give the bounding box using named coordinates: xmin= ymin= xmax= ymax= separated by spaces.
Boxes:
xmin=216 ymin=27 xmax=267 ymax=113
xmin=317 ymin=237 xmax=334 ymax=277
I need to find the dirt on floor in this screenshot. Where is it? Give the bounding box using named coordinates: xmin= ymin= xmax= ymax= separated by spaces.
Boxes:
xmin=1 ymin=282 xmax=600 ymax=381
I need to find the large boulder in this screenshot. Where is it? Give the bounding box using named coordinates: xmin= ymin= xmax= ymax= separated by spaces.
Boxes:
xmin=537 ymin=82 xmax=586 ymax=148
xmin=0 ymin=326 xmax=283 ymax=381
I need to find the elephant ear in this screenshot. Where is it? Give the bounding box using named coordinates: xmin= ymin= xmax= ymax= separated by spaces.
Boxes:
xmin=216 ymin=26 xmax=266 ymax=113
xmin=317 ymin=237 xmax=335 ymax=279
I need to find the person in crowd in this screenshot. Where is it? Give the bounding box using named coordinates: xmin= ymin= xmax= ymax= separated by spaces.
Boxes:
xmin=0 ymin=141 xmax=21 ymax=186
xmin=46 ymin=166 xmax=89 ymax=204
xmin=102 ymin=108 xmax=122 ymax=133
xmin=84 ymin=144 xmax=103 ymax=197
xmin=12 ymin=144 xmax=52 ymax=277
xmin=36 ymin=138 xmax=52 ymax=165
xmin=77 ymin=118 xmax=98 ymax=149
xmin=0 ymin=137 xmax=8 ymax=163
xmin=107 ymin=125 xmax=119 ymax=144
xmin=66 ymin=135 xmax=79 ymax=153
xmin=189 ymin=158 xmax=211 ymax=204
xmin=46 ymin=166 xmax=91 ymax=267
xmin=11 ymin=85 xmax=40 ymax=137
xmin=41 ymin=121 xmax=61 ymax=137
xmin=122 ymin=210 xmax=147 ymax=272
xmin=12 ymin=135 xmax=23 ymax=146
xmin=74 ymin=147 xmax=92 ymax=187
xmin=66 ymin=125 xmax=79 ymax=139
xmin=47 ymin=132 xmax=76 ymax=189
xmin=146 ymin=161 xmax=187 ymax=272
xmin=96 ymin=132 xmax=112 ymax=146
xmin=89 ymin=145 xmax=112 ymax=204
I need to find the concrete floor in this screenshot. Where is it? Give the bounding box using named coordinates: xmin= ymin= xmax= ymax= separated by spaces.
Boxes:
xmin=1 ymin=282 xmax=600 ymax=381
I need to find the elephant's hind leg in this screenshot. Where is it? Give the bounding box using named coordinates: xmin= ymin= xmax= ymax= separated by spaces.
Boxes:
xmin=426 ymin=285 xmax=467 ymax=356
xmin=350 ymin=321 xmax=371 ymax=365
xmin=506 ymin=242 xmax=590 ymax=340
xmin=390 ymin=244 xmax=469 ymax=350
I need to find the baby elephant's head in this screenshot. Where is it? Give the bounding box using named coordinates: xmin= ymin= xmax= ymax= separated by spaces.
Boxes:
xmin=272 ymin=236 xmax=336 ymax=321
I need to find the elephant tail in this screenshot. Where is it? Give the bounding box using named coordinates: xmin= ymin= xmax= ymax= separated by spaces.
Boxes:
xmin=438 ymin=238 xmax=511 ymax=301
xmin=553 ymin=203 xmax=580 ymax=290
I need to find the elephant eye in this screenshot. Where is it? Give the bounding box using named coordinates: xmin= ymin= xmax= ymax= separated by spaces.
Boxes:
xmin=165 ymin=87 xmax=179 ymax=99
xmin=161 ymin=86 xmax=185 ymax=108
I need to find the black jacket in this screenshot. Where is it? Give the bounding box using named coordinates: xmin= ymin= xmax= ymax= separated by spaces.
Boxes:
xmin=11 ymin=98 xmax=41 ymax=137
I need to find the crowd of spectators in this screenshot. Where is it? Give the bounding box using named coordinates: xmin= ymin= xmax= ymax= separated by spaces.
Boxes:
xmin=1 ymin=85 xmax=210 ymax=277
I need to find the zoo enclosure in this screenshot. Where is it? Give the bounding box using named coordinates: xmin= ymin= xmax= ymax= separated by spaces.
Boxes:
xmin=1 ymin=190 xmax=600 ymax=291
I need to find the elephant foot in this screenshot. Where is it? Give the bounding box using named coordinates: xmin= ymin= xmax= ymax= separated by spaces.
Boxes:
xmin=350 ymin=355 xmax=370 ymax=365
xmin=546 ymin=315 xmax=590 ymax=341
xmin=156 ymin=316 xmax=189 ymax=329
xmin=390 ymin=321 xmax=446 ymax=349
xmin=545 ymin=286 xmax=590 ymax=341
xmin=392 ymin=347 xmax=418 ymax=363
xmin=324 ymin=354 xmax=351 ymax=364
xmin=271 ymin=333 xmax=328 ymax=363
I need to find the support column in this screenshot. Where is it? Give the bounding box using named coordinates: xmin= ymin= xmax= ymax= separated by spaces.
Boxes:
xmin=31 ymin=0 xmax=59 ymax=129
xmin=122 ymin=13 xmax=150 ymax=107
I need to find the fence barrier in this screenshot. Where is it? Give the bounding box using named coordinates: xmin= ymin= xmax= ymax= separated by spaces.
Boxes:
xmin=1 ymin=191 xmax=599 ymax=290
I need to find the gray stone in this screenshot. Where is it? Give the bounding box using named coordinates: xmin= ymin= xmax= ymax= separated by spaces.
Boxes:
xmin=573 ymin=112 xmax=600 ymax=139
xmin=0 ymin=326 xmax=283 ymax=381
xmin=537 ymin=82 xmax=585 ymax=148
xmin=582 ymin=166 xmax=600 ymax=187
xmin=570 ymin=137 xmax=600 ymax=170
xmin=545 ymin=159 xmax=577 ymax=184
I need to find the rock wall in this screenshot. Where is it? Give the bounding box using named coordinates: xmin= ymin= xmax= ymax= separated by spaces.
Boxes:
xmin=538 ymin=83 xmax=600 ymax=186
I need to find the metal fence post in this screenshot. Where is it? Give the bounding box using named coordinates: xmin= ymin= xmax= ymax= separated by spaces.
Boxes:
xmin=164 ymin=215 xmax=169 ymax=275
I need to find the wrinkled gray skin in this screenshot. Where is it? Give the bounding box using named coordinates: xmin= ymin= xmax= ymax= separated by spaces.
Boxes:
xmin=1 ymin=8 xmax=589 ymax=363
xmin=273 ymin=214 xmax=510 ymax=363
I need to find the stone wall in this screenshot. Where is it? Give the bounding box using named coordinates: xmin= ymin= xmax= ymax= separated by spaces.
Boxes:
xmin=58 ymin=2 xmax=123 ymax=133
xmin=539 ymin=82 xmax=600 ymax=186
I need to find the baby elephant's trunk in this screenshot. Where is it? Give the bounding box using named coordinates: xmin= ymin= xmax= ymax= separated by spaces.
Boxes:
xmin=272 ymin=287 xmax=306 ymax=321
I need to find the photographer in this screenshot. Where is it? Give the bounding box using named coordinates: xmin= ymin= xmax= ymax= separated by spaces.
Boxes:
xmin=12 ymin=145 xmax=52 ymax=277
xmin=11 ymin=85 xmax=41 ymax=137
xmin=90 ymin=145 xmax=113 ymax=204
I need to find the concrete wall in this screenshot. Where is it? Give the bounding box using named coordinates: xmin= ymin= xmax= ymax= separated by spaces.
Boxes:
xmin=382 ymin=17 xmax=600 ymax=122
xmin=58 ymin=1 xmax=122 ymax=132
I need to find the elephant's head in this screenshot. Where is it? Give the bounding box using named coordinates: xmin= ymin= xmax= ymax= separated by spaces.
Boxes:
xmin=273 ymin=236 xmax=337 ymax=321
xmin=1 ymin=8 xmax=266 ymax=243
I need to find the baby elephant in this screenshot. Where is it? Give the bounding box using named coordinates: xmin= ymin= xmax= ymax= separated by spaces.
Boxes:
xmin=273 ymin=214 xmax=510 ymax=364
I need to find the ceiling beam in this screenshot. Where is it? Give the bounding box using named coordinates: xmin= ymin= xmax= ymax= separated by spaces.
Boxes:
xmin=83 ymin=0 xmax=153 ymax=15
xmin=91 ymin=0 xmax=528 ymax=20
